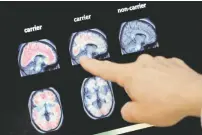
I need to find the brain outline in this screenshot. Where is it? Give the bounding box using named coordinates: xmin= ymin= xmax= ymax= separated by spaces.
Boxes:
xmin=28 ymin=87 xmax=64 ymax=134
xmin=69 ymin=28 xmax=110 ymax=65
xmin=81 ymin=77 xmax=115 ymax=120
xmin=119 ymin=18 xmax=158 ymax=54
xmin=18 ymin=39 xmax=60 ymax=77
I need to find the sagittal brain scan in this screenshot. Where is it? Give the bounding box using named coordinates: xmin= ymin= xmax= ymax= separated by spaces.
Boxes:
xmin=28 ymin=87 xmax=64 ymax=134
xmin=69 ymin=28 xmax=110 ymax=65
xmin=119 ymin=18 xmax=159 ymax=55
xmin=18 ymin=39 xmax=60 ymax=77
xmin=81 ymin=77 xmax=115 ymax=120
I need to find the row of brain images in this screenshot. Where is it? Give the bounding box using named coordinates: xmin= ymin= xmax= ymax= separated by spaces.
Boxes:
xmin=29 ymin=76 xmax=115 ymax=133
xmin=20 ymin=18 xmax=158 ymax=134
xmin=18 ymin=18 xmax=158 ymax=77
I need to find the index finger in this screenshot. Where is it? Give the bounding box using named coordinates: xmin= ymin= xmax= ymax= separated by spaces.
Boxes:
xmin=79 ymin=57 xmax=132 ymax=87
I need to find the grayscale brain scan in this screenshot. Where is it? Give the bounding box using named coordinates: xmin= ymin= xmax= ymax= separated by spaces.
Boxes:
xmin=119 ymin=18 xmax=159 ymax=55
xmin=18 ymin=39 xmax=60 ymax=77
xmin=28 ymin=87 xmax=64 ymax=134
xmin=69 ymin=28 xmax=110 ymax=65
xmin=81 ymin=77 xmax=115 ymax=120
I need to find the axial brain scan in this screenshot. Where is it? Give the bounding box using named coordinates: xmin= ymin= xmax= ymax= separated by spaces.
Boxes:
xmin=28 ymin=87 xmax=64 ymax=134
xmin=69 ymin=28 xmax=110 ymax=65
xmin=81 ymin=77 xmax=115 ymax=120
xmin=18 ymin=39 xmax=60 ymax=77
xmin=119 ymin=18 xmax=159 ymax=55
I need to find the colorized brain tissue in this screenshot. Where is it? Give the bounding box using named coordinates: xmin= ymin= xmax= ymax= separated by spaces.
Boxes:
xmin=28 ymin=87 xmax=64 ymax=133
xmin=119 ymin=18 xmax=158 ymax=54
xmin=20 ymin=17 xmax=158 ymax=133
xmin=18 ymin=39 xmax=60 ymax=77
xmin=81 ymin=77 xmax=115 ymax=120
xmin=69 ymin=29 xmax=110 ymax=65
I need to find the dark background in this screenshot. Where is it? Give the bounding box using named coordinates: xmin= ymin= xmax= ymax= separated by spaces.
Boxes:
xmin=1 ymin=2 xmax=202 ymax=135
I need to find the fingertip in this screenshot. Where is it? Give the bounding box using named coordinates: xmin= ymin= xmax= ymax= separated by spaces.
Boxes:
xmin=121 ymin=102 xmax=145 ymax=124
xmin=79 ymin=56 xmax=90 ymax=64
xmin=79 ymin=57 xmax=99 ymax=76
xmin=79 ymin=57 xmax=129 ymax=87
xmin=121 ymin=102 xmax=129 ymax=115
xmin=121 ymin=102 xmax=135 ymax=122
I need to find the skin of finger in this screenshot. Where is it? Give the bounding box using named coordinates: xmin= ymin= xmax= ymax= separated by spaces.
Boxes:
xmin=154 ymin=56 xmax=172 ymax=68
xmin=121 ymin=61 xmax=189 ymax=125
xmin=135 ymin=54 xmax=154 ymax=66
xmin=154 ymin=56 xmax=165 ymax=61
xmin=121 ymin=101 xmax=184 ymax=127
xmin=121 ymin=101 xmax=143 ymax=124
xmin=120 ymin=101 xmax=160 ymax=125
xmin=80 ymin=56 xmax=202 ymax=125
xmin=120 ymin=101 xmax=165 ymax=126
xmin=169 ymin=57 xmax=196 ymax=72
xmin=135 ymin=55 xmax=166 ymax=70
xmin=80 ymin=57 xmax=132 ymax=87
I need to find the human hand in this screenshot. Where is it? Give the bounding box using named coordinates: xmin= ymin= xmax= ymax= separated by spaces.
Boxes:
xmin=80 ymin=54 xmax=202 ymax=127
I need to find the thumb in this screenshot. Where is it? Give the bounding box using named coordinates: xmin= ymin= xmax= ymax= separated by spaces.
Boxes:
xmin=121 ymin=101 xmax=148 ymax=124
xmin=80 ymin=57 xmax=131 ymax=87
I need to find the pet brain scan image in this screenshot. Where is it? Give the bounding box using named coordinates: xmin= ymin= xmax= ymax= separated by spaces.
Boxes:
xmin=81 ymin=76 xmax=115 ymax=120
xmin=69 ymin=28 xmax=110 ymax=65
xmin=28 ymin=87 xmax=64 ymax=134
xmin=18 ymin=39 xmax=60 ymax=77
xmin=119 ymin=18 xmax=159 ymax=55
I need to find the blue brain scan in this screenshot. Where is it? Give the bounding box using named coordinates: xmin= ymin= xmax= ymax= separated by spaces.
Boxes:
xmin=119 ymin=18 xmax=159 ymax=55
xmin=69 ymin=28 xmax=110 ymax=65
xmin=81 ymin=77 xmax=115 ymax=120
xmin=18 ymin=39 xmax=60 ymax=77
xmin=28 ymin=87 xmax=64 ymax=134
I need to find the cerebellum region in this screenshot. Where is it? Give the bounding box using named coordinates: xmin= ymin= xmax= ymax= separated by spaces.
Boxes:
xmin=81 ymin=77 xmax=115 ymax=120
xmin=28 ymin=87 xmax=64 ymax=134
xmin=69 ymin=28 xmax=110 ymax=65
xmin=119 ymin=18 xmax=159 ymax=55
xmin=18 ymin=39 xmax=60 ymax=77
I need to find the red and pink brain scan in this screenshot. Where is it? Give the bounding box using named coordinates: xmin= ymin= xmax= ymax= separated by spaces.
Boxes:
xmin=28 ymin=87 xmax=64 ymax=134
xmin=18 ymin=39 xmax=60 ymax=77
xmin=81 ymin=77 xmax=115 ymax=120
xmin=69 ymin=28 xmax=110 ymax=65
